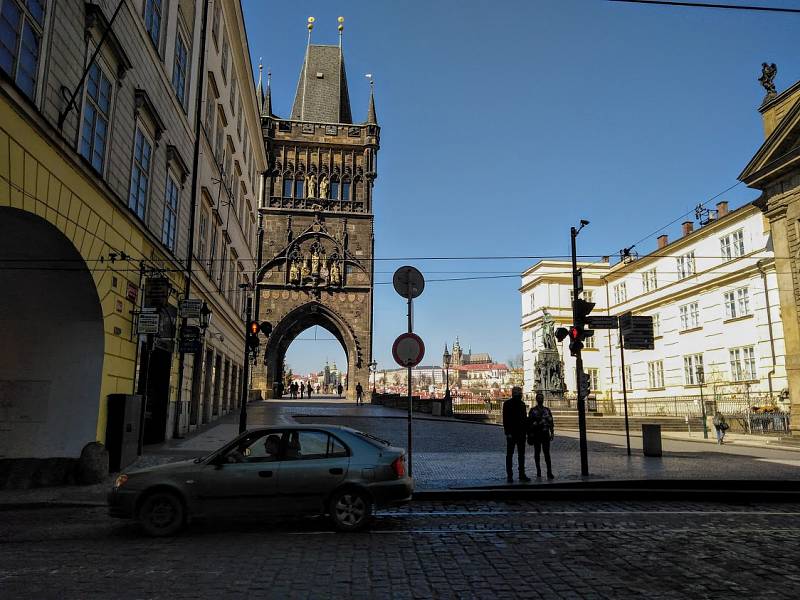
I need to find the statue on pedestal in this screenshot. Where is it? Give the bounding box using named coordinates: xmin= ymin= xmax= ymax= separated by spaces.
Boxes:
xmin=311 ymin=247 xmax=320 ymax=275
xmin=534 ymin=311 xmax=566 ymax=396
xmin=319 ymin=176 xmax=329 ymax=200
xmin=329 ymin=260 xmax=341 ymax=286
xmin=289 ymin=259 xmax=300 ymax=284
xmin=305 ymin=173 xmax=317 ymax=198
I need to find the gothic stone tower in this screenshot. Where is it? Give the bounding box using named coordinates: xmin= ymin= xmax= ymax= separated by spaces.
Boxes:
xmin=253 ymin=31 xmax=379 ymax=400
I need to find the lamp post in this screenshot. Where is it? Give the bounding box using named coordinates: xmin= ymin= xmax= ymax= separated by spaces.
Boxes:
xmin=697 ymin=364 xmax=708 ymax=439
xmin=443 ymin=347 xmax=451 ymax=396
xmin=369 ymin=360 xmax=377 ymax=395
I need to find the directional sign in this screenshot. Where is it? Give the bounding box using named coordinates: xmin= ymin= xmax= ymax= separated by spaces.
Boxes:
xmin=620 ymin=313 xmax=654 ymax=350
xmin=393 ymin=266 xmax=425 ymax=299
xmin=144 ymin=277 xmax=170 ymax=308
xmin=137 ymin=312 xmax=160 ymax=335
xmin=587 ymin=316 xmax=619 ymax=329
xmin=179 ymin=325 xmax=202 ymax=354
xmin=179 ymin=298 xmax=204 ymax=319
xmin=392 ymin=332 xmax=425 ymax=368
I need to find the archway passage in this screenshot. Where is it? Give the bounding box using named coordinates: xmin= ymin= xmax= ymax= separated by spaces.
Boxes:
xmin=262 ymin=302 xmax=370 ymax=401
xmin=283 ymin=326 xmax=349 ymax=399
xmin=0 ymin=208 xmax=104 ymax=458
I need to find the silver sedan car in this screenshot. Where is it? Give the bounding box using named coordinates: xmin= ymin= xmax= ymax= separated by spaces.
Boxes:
xmin=108 ymin=425 xmax=412 ymax=536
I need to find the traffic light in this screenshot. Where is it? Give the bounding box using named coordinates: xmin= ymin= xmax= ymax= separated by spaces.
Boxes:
xmin=578 ymin=371 xmax=591 ymax=398
xmin=568 ymin=326 xmax=582 ymax=357
xmin=555 ymin=327 xmax=570 ymax=343
xmin=246 ymin=320 xmax=260 ymax=350
xmin=259 ymin=321 xmax=273 ymax=336
xmin=567 ymin=298 xmax=596 ymax=356
xmin=574 ymin=298 xmax=595 ymax=328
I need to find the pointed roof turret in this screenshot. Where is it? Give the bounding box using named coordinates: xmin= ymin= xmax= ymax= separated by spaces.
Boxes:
xmin=291 ymin=17 xmax=353 ymax=123
xmin=264 ymin=67 xmax=273 ymax=117
xmin=256 ymin=60 xmax=265 ymax=114
xmin=366 ymin=77 xmax=377 ymax=124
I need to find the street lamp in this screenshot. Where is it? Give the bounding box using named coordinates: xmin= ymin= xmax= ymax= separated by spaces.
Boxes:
xmin=443 ymin=346 xmax=451 ymax=397
xmin=697 ymin=364 xmax=709 ymax=439
xmin=199 ymin=301 xmax=212 ymax=332
xmin=369 ymin=360 xmax=377 ymax=395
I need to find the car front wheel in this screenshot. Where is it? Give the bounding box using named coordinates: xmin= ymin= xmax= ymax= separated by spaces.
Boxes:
xmin=138 ymin=491 xmax=185 ymax=537
xmin=329 ymin=488 xmax=372 ymax=532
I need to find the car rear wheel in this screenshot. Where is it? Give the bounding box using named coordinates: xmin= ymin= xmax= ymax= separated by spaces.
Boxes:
xmin=329 ymin=488 xmax=372 ymax=532
xmin=138 ymin=491 xmax=185 ymax=537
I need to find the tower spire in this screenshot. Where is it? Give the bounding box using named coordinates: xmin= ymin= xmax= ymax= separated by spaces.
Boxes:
xmin=265 ymin=67 xmax=273 ymax=117
xmin=367 ymin=75 xmax=377 ymax=124
xmin=256 ymin=59 xmax=264 ymax=113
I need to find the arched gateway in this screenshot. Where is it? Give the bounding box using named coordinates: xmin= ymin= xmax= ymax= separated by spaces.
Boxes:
xmin=252 ymin=32 xmax=379 ymax=400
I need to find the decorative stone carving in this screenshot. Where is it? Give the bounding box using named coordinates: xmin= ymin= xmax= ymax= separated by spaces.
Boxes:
xmin=289 ymin=258 xmax=300 ymax=284
xmin=319 ymin=175 xmax=329 ymax=199
xmin=306 ymin=173 xmax=317 ymax=198
xmin=329 ymin=260 xmax=341 ymax=286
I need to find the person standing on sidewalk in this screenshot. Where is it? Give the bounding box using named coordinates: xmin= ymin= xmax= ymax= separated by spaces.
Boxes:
xmin=356 ymin=382 xmax=364 ymax=405
xmin=527 ymin=392 xmax=555 ymax=479
xmin=300 ymin=382 xmax=305 ymax=399
xmin=503 ymin=386 xmax=530 ymax=483
xmin=713 ymin=412 xmax=729 ymax=444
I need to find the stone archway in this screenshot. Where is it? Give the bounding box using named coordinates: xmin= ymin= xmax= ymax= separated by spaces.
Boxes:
xmin=263 ymin=302 xmax=369 ymax=401
xmin=0 ymin=208 xmax=105 ymax=458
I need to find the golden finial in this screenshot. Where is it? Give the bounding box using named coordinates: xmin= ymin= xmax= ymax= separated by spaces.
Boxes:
xmin=338 ymin=16 xmax=344 ymax=32
xmin=307 ymin=16 xmax=315 ymax=32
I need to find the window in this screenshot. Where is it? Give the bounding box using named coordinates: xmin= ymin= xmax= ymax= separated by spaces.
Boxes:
xmin=584 ymin=333 xmax=595 ymax=349
xmin=209 ymin=225 xmax=217 ymax=276
xmin=282 ymin=177 xmax=293 ymax=198
xmin=648 ymin=361 xmax=664 ymax=389
xmin=679 ymin=302 xmax=699 ymax=330
xmin=720 ymin=229 xmax=745 ymax=261
xmin=220 ymin=32 xmax=229 ymax=81
xmin=80 ymin=61 xmax=112 ymax=173
xmin=724 ymin=287 xmax=750 ymax=319
xmin=587 ymin=368 xmax=600 ymax=391
xmin=143 ymin=0 xmax=162 ymax=48
xmin=198 ymin=208 xmax=208 ymax=264
xmin=0 ymin=0 xmax=46 ymax=99
xmin=211 ymin=1 xmax=221 ymax=47
xmin=642 ymin=268 xmax=658 ymax=293
xmin=683 ymin=354 xmax=704 ymax=385
xmin=613 ymin=282 xmax=627 ymax=304
xmin=623 ymin=365 xmax=632 ymax=390
xmin=341 ymin=180 xmax=350 ymax=201
xmin=218 ymin=244 xmax=227 ymax=288
xmin=570 ymin=289 xmax=594 ymax=303
xmin=236 ymin=99 xmax=243 ymax=138
xmin=214 ymin=111 xmax=224 ymax=164
xmin=650 ymin=313 xmax=660 ymax=337
xmin=227 ymin=258 xmax=234 ymax=301
xmin=162 ymin=173 xmax=179 ymax=251
xmin=676 ymin=251 xmax=696 ymax=280
xmin=284 ymin=431 xmax=349 ymax=460
xmin=204 ymin=82 xmax=216 ymax=138
xmin=172 ymin=32 xmax=189 ymax=107
xmin=729 ymin=346 xmax=756 ymax=382
xmin=294 ymin=178 xmax=304 ymax=199
xmin=128 ymin=126 xmax=152 ymax=219
xmin=329 ymin=179 xmax=339 ymax=200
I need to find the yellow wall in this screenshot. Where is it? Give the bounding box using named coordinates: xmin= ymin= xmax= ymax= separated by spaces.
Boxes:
xmin=0 ymin=96 xmax=182 ymax=444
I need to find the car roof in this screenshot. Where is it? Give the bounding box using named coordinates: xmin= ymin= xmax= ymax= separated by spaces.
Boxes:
xmin=245 ymin=424 xmax=354 ymax=434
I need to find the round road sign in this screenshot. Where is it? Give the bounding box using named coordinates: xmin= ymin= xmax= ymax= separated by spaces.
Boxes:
xmin=392 ymin=332 xmax=426 ymax=368
xmin=393 ymin=266 xmax=425 ymax=299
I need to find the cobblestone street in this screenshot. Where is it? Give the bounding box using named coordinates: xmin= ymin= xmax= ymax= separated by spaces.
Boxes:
xmin=2 ymin=500 xmax=800 ymax=599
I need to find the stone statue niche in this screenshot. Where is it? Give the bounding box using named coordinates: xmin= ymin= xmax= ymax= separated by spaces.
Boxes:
xmin=534 ymin=312 xmax=567 ymax=405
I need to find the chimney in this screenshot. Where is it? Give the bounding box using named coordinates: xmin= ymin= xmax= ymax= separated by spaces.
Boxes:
xmin=682 ymin=221 xmax=694 ymax=236
xmin=657 ymin=234 xmax=668 ymax=249
xmin=716 ymin=201 xmax=729 ymax=217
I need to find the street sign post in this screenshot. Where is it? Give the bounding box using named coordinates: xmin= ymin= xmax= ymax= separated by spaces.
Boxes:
xmin=620 ymin=313 xmax=654 ymax=350
xmin=586 ymin=316 xmax=619 ymax=329
xmin=137 ymin=311 xmax=160 ymax=335
xmin=178 ymin=325 xmax=202 ymax=354
xmin=392 ymin=266 xmax=425 ymax=478
xmin=179 ymin=298 xmax=204 ymax=319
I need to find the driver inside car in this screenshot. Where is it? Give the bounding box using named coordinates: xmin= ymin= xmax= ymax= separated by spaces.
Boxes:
xmin=263 ymin=434 xmax=281 ymax=460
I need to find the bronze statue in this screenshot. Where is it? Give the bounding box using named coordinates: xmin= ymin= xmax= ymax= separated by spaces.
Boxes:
xmin=759 ymin=62 xmax=778 ymax=96
xmin=541 ymin=312 xmax=557 ymax=351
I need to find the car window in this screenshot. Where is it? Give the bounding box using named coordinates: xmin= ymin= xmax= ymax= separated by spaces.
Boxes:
xmin=222 ymin=431 xmax=282 ymax=463
xmin=284 ymin=431 xmax=349 ymax=460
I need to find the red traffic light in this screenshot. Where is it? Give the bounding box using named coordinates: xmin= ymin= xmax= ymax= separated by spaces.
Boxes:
xmin=248 ymin=321 xmax=260 ymax=335
xmin=569 ymin=326 xmax=580 ymax=340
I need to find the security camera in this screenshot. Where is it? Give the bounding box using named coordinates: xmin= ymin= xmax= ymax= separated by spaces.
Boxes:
xmin=580 ymin=219 xmax=590 ymax=226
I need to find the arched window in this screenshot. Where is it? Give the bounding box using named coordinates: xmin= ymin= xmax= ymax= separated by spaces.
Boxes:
xmin=330 ymin=177 xmax=340 ymax=201
xmin=294 ymin=178 xmax=304 ymax=198
xmin=341 ymin=178 xmax=351 ymax=202
xmin=282 ymin=177 xmax=292 ymax=198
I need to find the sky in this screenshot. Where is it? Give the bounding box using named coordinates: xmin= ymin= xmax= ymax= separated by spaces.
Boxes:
xmin=242 ymin=0 xmax=798 ymax=376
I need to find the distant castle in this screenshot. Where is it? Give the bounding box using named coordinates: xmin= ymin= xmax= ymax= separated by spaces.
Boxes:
xmin=443 ymin=338 xmax=493 ymax=367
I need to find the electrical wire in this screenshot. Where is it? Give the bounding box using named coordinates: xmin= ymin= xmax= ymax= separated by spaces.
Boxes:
xmin=607 ymin=0 xmax=800 ymax=13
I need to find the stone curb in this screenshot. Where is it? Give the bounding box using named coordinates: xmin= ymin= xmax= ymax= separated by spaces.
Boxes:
xmin=0 ymin=500 xmax=107 ymax=511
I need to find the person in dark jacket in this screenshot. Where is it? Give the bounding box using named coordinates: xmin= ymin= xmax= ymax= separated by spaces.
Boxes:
xmin=527 ymin=392 xmax=555 ymax=479
xmin=503 ymin=386 xmax=530 ymax=483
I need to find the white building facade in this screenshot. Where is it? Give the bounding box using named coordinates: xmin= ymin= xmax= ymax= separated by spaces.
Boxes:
xmin=520 ymin=202 xmax=787 ymax=410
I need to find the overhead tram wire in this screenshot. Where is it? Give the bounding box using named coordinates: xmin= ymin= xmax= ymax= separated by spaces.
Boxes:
xmin=607 ymin=0 xmax=800 ymax=13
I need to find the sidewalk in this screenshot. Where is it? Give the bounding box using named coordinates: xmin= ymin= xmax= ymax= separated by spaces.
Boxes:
xmin=3 ymin=399 xmax=800 ymax=508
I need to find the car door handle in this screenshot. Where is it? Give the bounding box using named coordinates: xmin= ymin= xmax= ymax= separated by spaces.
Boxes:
xmin=258 ymin=470 xmax=273 ymax=478
xmin=329 ymin=468 xmax=343 ymax=475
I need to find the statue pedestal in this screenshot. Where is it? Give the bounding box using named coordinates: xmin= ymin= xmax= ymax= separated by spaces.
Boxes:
xmin=533 ymin=348 xmax=567 ymax=405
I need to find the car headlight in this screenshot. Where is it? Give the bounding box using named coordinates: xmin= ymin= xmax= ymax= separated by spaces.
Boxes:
xmin=113 ymin=474 xmax=129 ymax=489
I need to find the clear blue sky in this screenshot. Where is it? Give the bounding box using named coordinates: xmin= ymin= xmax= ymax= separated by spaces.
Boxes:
xmin=243 ymin=0 xmax=797 ymax=376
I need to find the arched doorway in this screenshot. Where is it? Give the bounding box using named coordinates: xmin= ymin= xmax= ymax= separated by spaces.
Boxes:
xmin=0 ymin=208 xmax=104 ymax=458
xmin=283 ymin=325 xmax=349 ymax=398
xmin=263 ymin=302 xmax=367 ymax=401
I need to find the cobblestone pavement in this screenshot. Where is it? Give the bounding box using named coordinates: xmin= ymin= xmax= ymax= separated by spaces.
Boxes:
xmin=1 ymin=500 xmax=800 ymax=598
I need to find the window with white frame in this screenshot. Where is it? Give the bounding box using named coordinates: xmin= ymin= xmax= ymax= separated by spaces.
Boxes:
xmin=584 ymin=333 xmax=595 ymax=349
xmin=218 ymin=244 xmax=227 ymax=288
xmin=720 ymin=229 xmax=745 ymax=261
xmin=80 ymin=61 xmax=113 ymax=173
xmin=587 ymin=368 xmax=600 ymax=391
xmin=676 ymin=251 xmax=696 ymax=279
xmin=729 ymin=346 xmax=756 ymax=382
xmin=172 ymin=31 xmax=189 ymax=108
xmin=613 ymin=282 xmax=627 ymax=304
xmin=571 ymin=289 xmax=595 ymax=303
xmin=724 ymin=287 xmax=750 ymax=319
xmin=143 ymin=0 xmax=162 ymax=49
xmin=648 ymin=361 xmax=664 ymax=389
xmin=642 ymin=268 xmax=658 ymax=292
xmin=208 ymin=224 xmax=217 ymax=276
xmin=683 ymin=353 xmax=704 ymax=385
xmin=204 ymin=82 xmax=216 ymax=138
xmin=128 ymin=126 xmax=153 ymax=219
xmin=162 ymin=172 xmax=179 ymax=251
xmin=214 ymin=110 xmax=224 ymax=164
xmin=0 ymin=0 xmax=46 ymax=99
xmin=652 ymin=313 xmax=661 ymax=337
xmin=679 ymin=302 xmax=700 ymax=330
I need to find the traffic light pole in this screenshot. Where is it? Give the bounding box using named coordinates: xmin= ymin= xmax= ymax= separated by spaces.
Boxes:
xmin=571 ymin=226 xmax=590 ymax=477
xmin=619 ymin=332 xmax=631 ymax=456
xmin=239 ymin=295 xmax=252 ymax=434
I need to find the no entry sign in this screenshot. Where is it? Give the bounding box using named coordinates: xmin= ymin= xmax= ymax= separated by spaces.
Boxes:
xmin=392 ymin=332 xmax=425 ymax=368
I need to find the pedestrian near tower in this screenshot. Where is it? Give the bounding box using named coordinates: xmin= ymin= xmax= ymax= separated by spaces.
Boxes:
xmin=503 ymin=386 xmax=530 ymax=483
